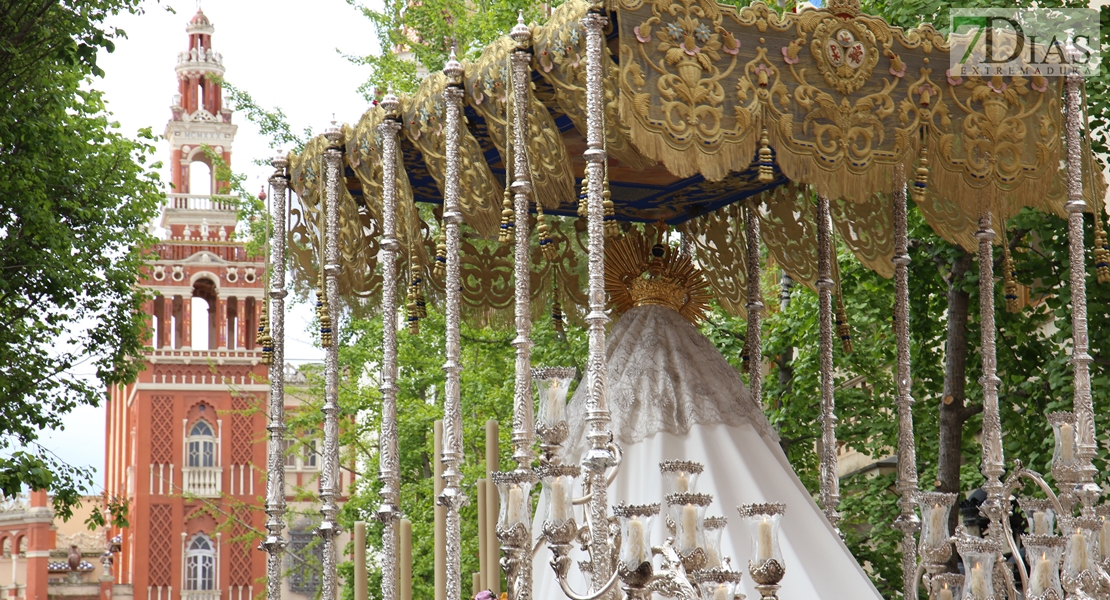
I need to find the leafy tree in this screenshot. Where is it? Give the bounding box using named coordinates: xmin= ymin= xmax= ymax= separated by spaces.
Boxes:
xmin=0 ymin=0 xmax=162 ymax=526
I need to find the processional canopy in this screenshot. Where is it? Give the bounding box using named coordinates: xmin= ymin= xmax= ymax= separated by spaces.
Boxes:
xmin=286 ymin=0 xmax=1105 ymax=314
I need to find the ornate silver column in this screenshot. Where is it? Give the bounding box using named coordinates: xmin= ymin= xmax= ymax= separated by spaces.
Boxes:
xmin=508 ymin=12 xmax=535 ymax=482
xmin=440 ymin=54 xmax=470 ymax=600
xmin=581 ymin=6 xmax=617 ymax=595
xmin=376 ymin=93 xmax=404 ymax=600
xmin=975 ymin=204 xmax=1006 ymax=545
xmin=1063 ymin=72 xmax=1098 ymax=504
xmin=507 ymin=17 xmax=537 ymax=600
xmin=815 ymin=194 xmax=840 ymax=530
xmin=261 ymin=154 xmax=290 ymax=600
xmin=744 ymin=200 xmax=763 ymax=404
xmin=319 ymin=123 xmax=344 ymax=600
xmin=889 ymin=167 xmax=920 ymax=597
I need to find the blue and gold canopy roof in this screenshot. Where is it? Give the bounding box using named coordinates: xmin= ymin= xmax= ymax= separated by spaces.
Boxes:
xmin=287 ymin=0 xmax=1106 ymax=316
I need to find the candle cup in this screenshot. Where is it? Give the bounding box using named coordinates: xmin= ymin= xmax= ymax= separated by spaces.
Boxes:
xmin=539 ymin=464 xmax=580 ymax=544
xmin=954 ymin=537 xmax=998 ymax=600
xmin=915 ymin=491 xmax=957 ymax=566
xmin=738 ymin=503 xmax=786 ymax=586
xmin=491 ymin=470 xmax=535 ymax=548
xmin=928 ymin=573 xmax=963 ymax=600
xmin=1061 ymin=517 xmax=1100 ymax=581
xmin=690 ymin=567 xmax=743 ymax=600
xmin=1020 ymin=534 xmax=1064 ymax=600
xmin=704 ymin=517 xmax=728 ymax=569
xmin=667 ymin=492 xmax=713 ymax=571
xmin=533 ymin=367 xmax=574 ymax=432
xmin=1018 ymin=498 xmax=1057 ymax=538
xmin=613 ymin=502 xmax=660 ymax=587
xmin=660 ymin=460 xmax=704 ymax=496
xmin=1096 ymin=506 xmax=1110 ymax=566
xmin=1048 ymin=412 xmax=1081 ymax=483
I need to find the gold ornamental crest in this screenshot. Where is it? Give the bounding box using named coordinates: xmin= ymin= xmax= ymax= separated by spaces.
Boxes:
xmin=604 ymin=228 xmax=711 ymax=324
xmin=810 ymin=18 xmax=879 ymax=96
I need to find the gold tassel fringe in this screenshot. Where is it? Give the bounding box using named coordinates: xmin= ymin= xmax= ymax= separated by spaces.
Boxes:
xmin=911 ymin=139 xmax=929 ymax=203
xmin=1002 ymin=244 xmax=1020 ymax=312
xmin=257 ymin=303 xmax=273 ymax=365
xmin=577 ymin=179 xmax=588 ymax=218
xmin=536 ymin=204 xmax=557 ymax=261
xmin=757 ymin=128 xmax=774 ymax=183
xmin=835 ymin=299 xmax=852 ymax=354
xmin=603 ymin=179 xmax=620 ymax=239
xmin=499 ymin=187 xmax=515 ymax=244
xmin=1095 ymin=214 xmax=1110 ymax=285
xmin=317 ymin=274 xmax=332 ymax=348
xmin=433 ymin=227 xmax=447 ymax=279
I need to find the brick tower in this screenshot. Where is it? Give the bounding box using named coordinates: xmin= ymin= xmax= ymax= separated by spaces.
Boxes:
xmin=104 ymin=10 xmax=268 ymax=600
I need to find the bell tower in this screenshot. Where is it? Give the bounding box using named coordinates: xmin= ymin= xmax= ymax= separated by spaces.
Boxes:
xmin=104 ymin=10 xmax=267 ymax=600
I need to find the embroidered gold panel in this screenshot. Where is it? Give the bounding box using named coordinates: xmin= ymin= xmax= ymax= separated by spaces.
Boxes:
xmin=615 ymin=0 xmax=1083 ymax=210
xmin=401 ymin=74 xmax=504 ymax=237
xmin=533 ymin=0 xmax=655 ymax=171
xmin=678 ymin=202 xmax=747 ymax=317
xmin=467 ymin=37 xmax=577 ymax=212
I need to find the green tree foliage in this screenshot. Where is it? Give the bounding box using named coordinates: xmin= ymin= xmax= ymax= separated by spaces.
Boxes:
xmin=345 ymin=0 xmax=559 ymax=97
xmin=0 ymin=0 xmax=162 ymax=526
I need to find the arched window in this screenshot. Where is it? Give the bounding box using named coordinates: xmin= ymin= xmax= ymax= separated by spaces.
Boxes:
xmin=189 ymin=161 xmax=212 ymax=196
xmin=187 ymin=420 xmax=216 ymax=468
xmin=185 ymin=533 xmax=215 ymax=590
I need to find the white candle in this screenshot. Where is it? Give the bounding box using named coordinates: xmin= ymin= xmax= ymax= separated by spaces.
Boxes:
xmin=1029 ymin=554 xmax=1052 ymax=596
xmin=712 ymin=583 xmax=729 ymax=600
xmin=707 ymin=546 xmax=721 ymax=568
xmin=937 ymin=586 xmax=953 ymax=600
xmin=757 ymin=519 xmax=773 ymax=562
xmin=676 ymin=472 xmax=689 ymax=493
xmin=627 ymin=517 xmax=648 ymax=564
xmin=681 ymin=504 xmax=698 ymax=550
xmin=1068 ymin=529 xmax=1089 ymax=573
xmin=925 ymin=504 xmax=947 ymax=547
xmin=1033 ymin=511 xmax=1049 ymax=536
xmin=544 ymin=385 xmax=564 ymax=425
xmin=1060 ymin=423 xmax=1075 ymax=463
xmin=1100 ymin=518 xmax=1110 ymax=561
xmin=969 ymin=564 xmax=988 ymax=599
xmin=550 ymin=478 xmax=568 ymax=523
xmin=507 ymin=486 xmax=523 ymax=526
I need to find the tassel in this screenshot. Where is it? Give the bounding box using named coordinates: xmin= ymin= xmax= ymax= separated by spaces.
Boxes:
xmin=406 ymin=260 xmax=424 ymax=335
xmin=1002 ymin=244 xmax=1021 ymax=312
xmin=257 ymin=303 xmax=273 ymax=365
xmin=577 ymin=179 xmax=589 ymax=218
xmin=552 ymin=298 xmax=565 ymax=341
xmin=835 ymin=299 xmax=853 ymax=354
xmin=537 ymin=203 xmax=557 ymax=261
xmin=603 ymin=179 xmax=620 ymax=239
xmin=1095 ymin=216 xmax=1110 ymax=285
xmin=499 ymin=187 xmax=515 ymax=244
xmin=317 ymin=273 xmax=332 ymax=348
xmin=433 ymin=227 xmax=447 ymax=279
xmin=757 ymin=128 xmax=774 ymax=183
xmin=911 ymin=140 xmax=928 ymax=203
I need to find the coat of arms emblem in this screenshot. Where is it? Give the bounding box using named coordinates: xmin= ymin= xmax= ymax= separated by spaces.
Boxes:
xmin=811 ymin=20 xmax=878 ymax=95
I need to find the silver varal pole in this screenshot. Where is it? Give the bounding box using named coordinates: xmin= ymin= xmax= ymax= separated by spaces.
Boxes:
xmin=440 ymin=53 xmax=470 ymax=600
xmin=744 ymin=200 xmax=763 ymax=404
xmin=815 ymin=193 xmax=840 ymax=531
xmin=581 ymin=5 xmax=617 ymax=596
xmin=376 ymin=93 xmax=404 ymax=600
xmin=262 ymin=154 xmax=289 ymax=600
xmin=890 ymin=166 xmax=920 ymax=597
xmin=319 ymin=123 xmax=343 ymax=600
xmin=975 ymin=203 xmax=1006 ymax=548
xmin=1063 ymin=72 xmax=1099 ymax=509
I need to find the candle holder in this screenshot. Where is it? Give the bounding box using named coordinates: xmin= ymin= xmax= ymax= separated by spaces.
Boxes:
xmin=704 ymin=517 xmax=728 ymax=569
xmin=738 ymin=503 xmax=785 ymax=599
xmin=1047 ymin=412 xmax=1082 ymax=485
xmin=667 ymin=493 xmax=713 ymax=572
xmin=661 ymin=460 xmax=704 ymax=495
xmin=1018 ymin=498 xmax=1057 ymax=537
xmin=955 ymin=536 xmax=998 ymax=600
xmin=614 ymin=502 xmax=660 ymax=589
xmin=690 ymin=567 xmax=744 ymax=600
xmin=539 ymin=463 xmax=580 ymax=579
xmin=1060 ymin=517 xmax=1101 ymax=593
xmin=928 ymin=573 xmax=963 ymax=600
xmin=1021 ymin=535 xmax=1065 ymax=600
xmin=915 ymin=491 xmax=957 ymax=567
xmin=533 ymin=367 xmax=575 ymax=465
xmin=1096 ymin=505 xmax=1110 ymax=569
xmin=492 ymin=470 xmax=536 ymax=600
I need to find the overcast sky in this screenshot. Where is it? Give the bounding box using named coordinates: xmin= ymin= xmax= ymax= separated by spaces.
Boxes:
xmin=39 ymin=0 xmax=383 ymax=491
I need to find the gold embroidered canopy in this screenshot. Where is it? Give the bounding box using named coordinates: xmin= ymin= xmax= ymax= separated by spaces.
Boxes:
xmin=287 ymin=0 xmax=1106 ymax=316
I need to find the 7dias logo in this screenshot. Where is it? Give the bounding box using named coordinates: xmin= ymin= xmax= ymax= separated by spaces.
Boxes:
xmin=950 ymin=8 xmax=1101 ymax=78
